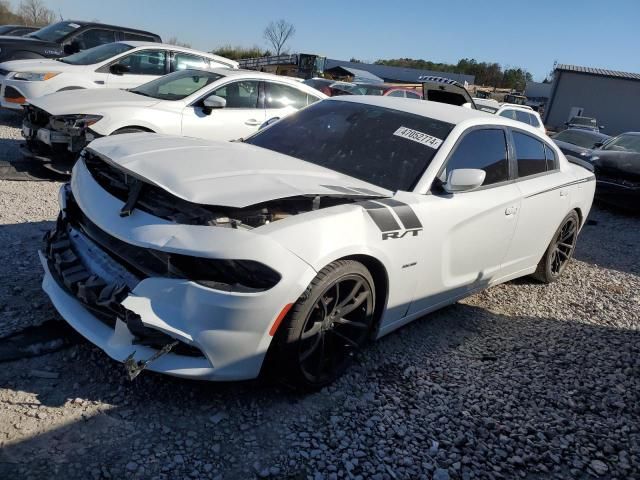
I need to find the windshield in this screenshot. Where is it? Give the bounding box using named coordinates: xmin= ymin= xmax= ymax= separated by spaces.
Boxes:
xmin=569 ymin=116 xmax=596 ymax=127
xmin=602 ymin=134 xmax=640 ymax=154
xmin=130 ymin=69 xmax=223 ymax=101
xmin=0 ymin=26 xmax=15 ymax=35
xmin=59 ymin=43 xmax=133 ymax=65
xmin=246 ymin=100 xmax=454 ymax=191
xmin=553 ymin=129 xmax=605 ymax=148
xmin=27 ymin=21 xmax=82 ymax=42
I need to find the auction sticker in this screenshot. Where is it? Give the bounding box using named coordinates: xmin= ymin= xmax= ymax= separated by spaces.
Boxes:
xmin=393 ymin=126 xmax=443 ymax=149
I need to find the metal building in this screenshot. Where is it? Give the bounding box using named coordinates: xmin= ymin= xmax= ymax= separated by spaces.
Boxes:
xmin=544 ymin=64 xmax=640 ymax=135
xmin=325 ymin=59 xmax=475 ymax=85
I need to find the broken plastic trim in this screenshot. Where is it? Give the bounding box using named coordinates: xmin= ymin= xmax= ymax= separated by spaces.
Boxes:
xmin=124 ymin=341 xmax=179 ymax=380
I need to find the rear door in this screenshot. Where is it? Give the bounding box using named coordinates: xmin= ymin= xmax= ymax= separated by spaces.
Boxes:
xmin=407 ymin=127 xmax=522 ymax=315
xmin=501 ymin=130 xmax=574 ymax=276
xmin=181 ymin=79 xmax=264 ymax=141
xmin=104 ymin=49 xmax=168 ymax=89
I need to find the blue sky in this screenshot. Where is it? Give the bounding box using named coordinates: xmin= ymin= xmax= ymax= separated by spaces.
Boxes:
xmin=41 ymin=0 xmax=639 ymax=81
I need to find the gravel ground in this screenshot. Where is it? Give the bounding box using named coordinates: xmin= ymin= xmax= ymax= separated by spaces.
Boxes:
xmin=0 ymin=175 xmax=638 ymax=480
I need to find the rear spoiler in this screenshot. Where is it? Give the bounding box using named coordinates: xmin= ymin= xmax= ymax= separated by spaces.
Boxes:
xmin=565 ymin=155 xmax=594 ymax=172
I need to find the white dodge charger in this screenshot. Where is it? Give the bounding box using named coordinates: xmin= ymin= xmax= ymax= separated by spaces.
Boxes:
xmin=40 ymin=96 xmax=595 ymax=388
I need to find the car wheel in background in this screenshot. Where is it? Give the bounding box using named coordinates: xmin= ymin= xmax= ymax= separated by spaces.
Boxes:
xmin=532 ymin=210 xmax=580 ymax=283
xmin=276 ymin=260 xmax=375 ymax=389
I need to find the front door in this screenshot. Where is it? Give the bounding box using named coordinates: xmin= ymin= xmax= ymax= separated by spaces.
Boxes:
xmin=105 ymin=49 xmax=167 ymax=89
xmin=407 ymin=127 xmax=521 ymax=315
xmin=181 ymin=80 xmax=264 ymax=141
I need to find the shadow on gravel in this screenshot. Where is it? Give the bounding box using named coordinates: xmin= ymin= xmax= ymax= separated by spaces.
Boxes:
xmin=574 ymin=204 xmax=640 ymax=277
xmin=1 ymin=302 xmax=639 ymax=479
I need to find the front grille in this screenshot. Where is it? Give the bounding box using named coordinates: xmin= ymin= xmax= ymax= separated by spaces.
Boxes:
xmin=44 ymin=212 xmax=204 ymax=357
xmin=4 ymin=85 xmax=23 ymax=99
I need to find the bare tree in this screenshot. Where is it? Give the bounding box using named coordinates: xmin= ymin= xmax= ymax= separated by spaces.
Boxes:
xmin=263 ymin=19 xmax=295 ymax=56
xmin=166 ymin=36 xmax=191 ymax=48
xmin=18 ymin=0 xmax=55 ymax=26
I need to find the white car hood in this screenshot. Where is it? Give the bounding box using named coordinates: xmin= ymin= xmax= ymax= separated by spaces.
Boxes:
xmin=28 ymin=88 xmax=160 ymax=114
xmin=86 ymin=134 xmax=391 ymax=208
xmin=0 ymin=58 xmax=78 ymax=73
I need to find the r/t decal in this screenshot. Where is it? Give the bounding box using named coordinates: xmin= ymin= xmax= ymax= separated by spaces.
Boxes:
xmin=357 ymin=199 xmax=424 ymax=240
xmin=382 ymin=229 xmax=422 ymax=240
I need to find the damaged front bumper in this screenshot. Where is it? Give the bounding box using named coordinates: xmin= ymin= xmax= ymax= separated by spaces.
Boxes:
xmin=21 ymin=107 xmax=101 ymax=164
xmin=39 ymin=178 xmax=317 ymax=381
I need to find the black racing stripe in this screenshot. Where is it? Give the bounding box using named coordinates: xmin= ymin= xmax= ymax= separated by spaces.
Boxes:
xmin=375 ymin=199 xmax=422 ymax=229
xmin=359 ymin=201 xmax=401 ymax=232
xmin=321 ymin=184 xmax=358 ymax=194
xmin=351 ymin=187 xmax=386 ymax=196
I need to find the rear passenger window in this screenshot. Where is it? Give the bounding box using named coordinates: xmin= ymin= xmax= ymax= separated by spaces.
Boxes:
xmin=173 ymin=53 xmax=209 ymax=71
xmin=265 ymin=82 xmax=309 ymax=109
xmin=387 ymin=90 xmax=405 ymax=97
xmin=529 ymin=113 xmax=541 ymax=127
xmin=515 ymin=110 xmax=530 ymax=125
xmin=499 ymin=109 xmax=516 ymax=120
xmin=442 ymin=129 xmax=510 ymax=186
xmin=513 ymin=132 xmax=549 ymax=177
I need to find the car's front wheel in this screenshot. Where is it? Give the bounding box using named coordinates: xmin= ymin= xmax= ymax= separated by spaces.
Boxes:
xmin=532 ymin=210 xmax=580 ymax=283
xmin=276 ymin=260 xmax=375 ymax=389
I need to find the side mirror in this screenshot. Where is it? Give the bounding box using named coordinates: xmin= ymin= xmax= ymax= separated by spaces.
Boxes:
xmin=443 ymin=168 xmax=486 ymax=193
xmin=201 ymin=95 xmax=226 ymax=115
xmin=259 ymin=117 xmax=280 ymax=130
xmin=109 ymin=63 xmax=130 ymax=75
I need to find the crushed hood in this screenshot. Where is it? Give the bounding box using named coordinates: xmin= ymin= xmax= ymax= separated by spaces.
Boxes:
xmin=86 ymin=133 xmax=392 ymax=208
xmin=28 ymin=88 xmax=160 ymax=114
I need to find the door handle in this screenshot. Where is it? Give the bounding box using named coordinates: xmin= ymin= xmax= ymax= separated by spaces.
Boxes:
xmin=245 ymin=119 xmax=262 ymax=126
xmin=560 ymin=189 xmax=569 ymax=197
xmin=505 ymin=206 xmax=517 ymax=216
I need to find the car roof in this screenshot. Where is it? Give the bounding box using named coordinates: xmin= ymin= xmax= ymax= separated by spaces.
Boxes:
xmin=120 ymin=41 xmax=234 ymax=62
xmin=559 ymin=128 xmax=609 ymax=138
xmin=329 ymin=95 xmax=493 ymax=124
xmin=208 ymin=68 xmax=313 ymax=82
xmin=61 ymin=20 xmax=159 ymax=36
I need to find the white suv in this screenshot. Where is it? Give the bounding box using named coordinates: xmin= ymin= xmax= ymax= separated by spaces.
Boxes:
xmin=496 ymin=104 xmax=545 ymax=134
xmin=0 ymin=41 xmax=238 ymax=110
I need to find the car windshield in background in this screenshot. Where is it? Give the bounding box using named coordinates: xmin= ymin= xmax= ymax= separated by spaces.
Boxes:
xmin=129 ymin=69 xmax=223 ymax=101
xmin=58 ymin=43 xmax=133 ymax=65
xmin=26 ymin=21 xmax=82 ymax=42
xmin=570 ymin=116 xmax=596 ymax=127
xmin=246 ymin=100 xmax=454 ymax=191
xmin=602 ymin=134 xmax=640 ymax=154
xmin=553 ymin=129 xmax=605 ymax=148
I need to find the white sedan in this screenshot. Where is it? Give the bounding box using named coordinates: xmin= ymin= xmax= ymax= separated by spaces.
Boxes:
xmin=0 ymin=41 xmax=237 ymax=110
xmin=22 ymin=68 xmax=326 ymax=166
xmin=40 ymin=96 xmax=595 ymax=388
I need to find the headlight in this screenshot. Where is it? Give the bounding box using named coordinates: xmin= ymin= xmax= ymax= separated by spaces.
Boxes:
xmin=50 ymin=114 xmax=103 ymax=130
xmin=12 ymin=72 xmax=60 ymax=81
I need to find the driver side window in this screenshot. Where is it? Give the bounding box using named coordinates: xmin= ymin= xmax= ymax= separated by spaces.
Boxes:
xmin=116 ymin=50 xmax=166 ymax=75
xmin=210 ymin=81 xmax=259 ymax=108
xmin=440 ymin=129 xmax=510 ymax=186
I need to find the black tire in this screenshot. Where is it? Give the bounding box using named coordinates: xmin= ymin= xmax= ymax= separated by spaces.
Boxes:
xmin=532 ymin=210 xmax=580 ymax=283
xmin=275 ymin=260 xmax=375 ymax=389
xmin=112 ymin=127 xmax=150 ymax=135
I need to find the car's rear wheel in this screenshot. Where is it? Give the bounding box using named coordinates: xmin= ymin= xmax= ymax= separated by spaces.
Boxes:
xmin=532 ymin=210 xmax=580 ymax=283
xmin=277 ymin=260 xmax=375 ymax=389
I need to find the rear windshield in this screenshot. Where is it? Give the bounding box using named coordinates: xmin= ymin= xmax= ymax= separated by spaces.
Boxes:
xmin=58 ymin=43 xmax=133 ymax=65
xmin=246 ymin=100 xmax=454 ymax=191
xmin=553 ymin=129 xmax=604 ymax=148
xmin=27 ymin=21 xmax=82 ymax=42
